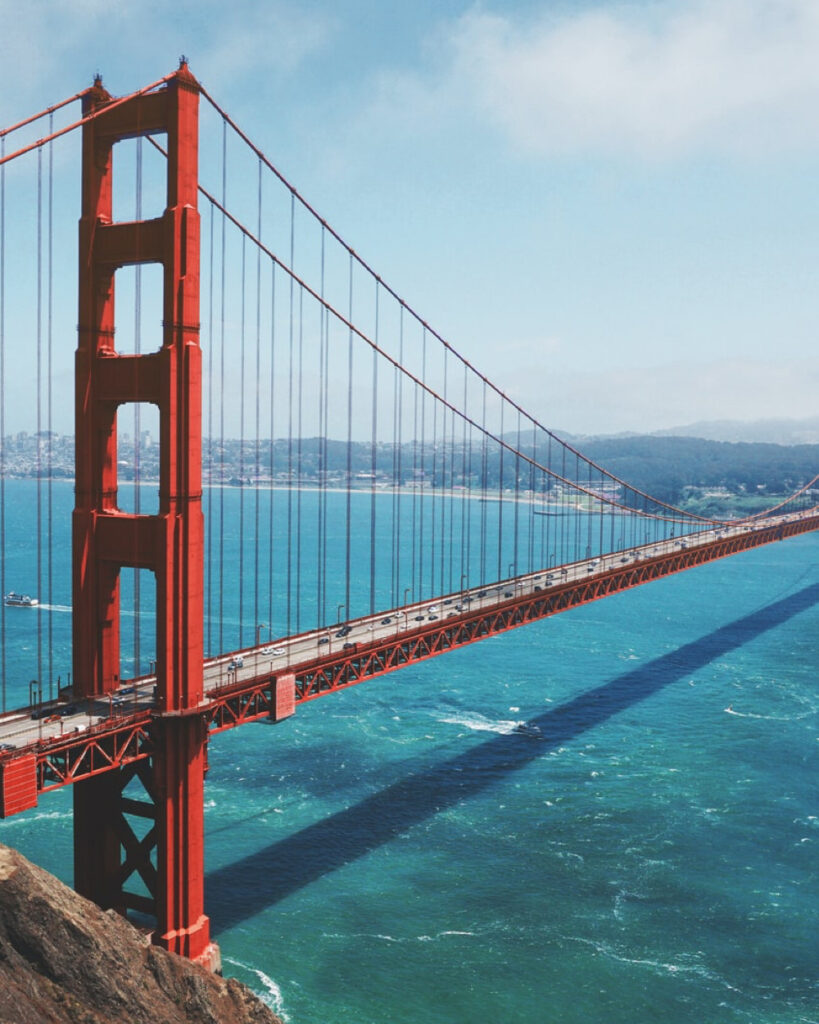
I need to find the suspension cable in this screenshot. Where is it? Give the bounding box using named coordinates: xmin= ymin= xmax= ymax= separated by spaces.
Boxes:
xmin=0 ymin=73 xmax=176 ymax=167
xmin=0 ymin=87 xmax=92 ymax=140
xmin=199 ymin=179 xmax=818 ymax=526
xmin=144 ymin=123 xmax=816 ymax=528
xmin=198 ymin=85 xmax=760 ymax=526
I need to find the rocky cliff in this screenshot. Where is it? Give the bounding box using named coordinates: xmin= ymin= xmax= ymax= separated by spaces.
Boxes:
xmin=0 ymin=843 xmax=281 ymax=1024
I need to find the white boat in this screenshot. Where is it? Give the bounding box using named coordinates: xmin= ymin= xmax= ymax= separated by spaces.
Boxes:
xmin=4 ymin=592 xmax=38 ymax=607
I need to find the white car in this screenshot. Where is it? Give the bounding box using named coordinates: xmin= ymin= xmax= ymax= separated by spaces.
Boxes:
xmin=261 ymin=646 xmax=286 ymax=656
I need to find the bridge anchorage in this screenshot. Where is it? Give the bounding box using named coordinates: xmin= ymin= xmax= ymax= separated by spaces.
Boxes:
xmin=0 ymin=61 xmax=817 ymax=976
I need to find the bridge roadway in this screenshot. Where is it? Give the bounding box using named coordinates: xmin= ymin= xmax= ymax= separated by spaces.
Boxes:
xmin=0 ymin=509 xmax=817 ymax=813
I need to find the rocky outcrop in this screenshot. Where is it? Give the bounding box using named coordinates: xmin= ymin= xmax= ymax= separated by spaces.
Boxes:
xmin=0 ymin=843 xmax=281 ymax=1024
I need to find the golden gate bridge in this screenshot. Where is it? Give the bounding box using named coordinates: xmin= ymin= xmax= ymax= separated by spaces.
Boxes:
xmin=0 ymin=63 xmax=816 ymax=970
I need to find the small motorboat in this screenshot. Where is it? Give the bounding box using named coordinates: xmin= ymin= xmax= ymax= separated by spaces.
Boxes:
xmin=4 ymin=592 xmax=38 ymax=607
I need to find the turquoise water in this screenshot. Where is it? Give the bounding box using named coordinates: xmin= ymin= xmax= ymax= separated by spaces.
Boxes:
xmin=2 ymin=481 xmax=818 ymax=1022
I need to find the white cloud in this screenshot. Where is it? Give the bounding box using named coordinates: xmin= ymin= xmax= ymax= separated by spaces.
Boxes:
xmin=0 ymin=0 xmax=331 ymax=124
xmin=443 ymin=0 xmax=819 ymax=158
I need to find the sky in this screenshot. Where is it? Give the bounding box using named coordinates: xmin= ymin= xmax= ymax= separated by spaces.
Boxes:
xmin=1 ymin=0 xmax=818 ymax=436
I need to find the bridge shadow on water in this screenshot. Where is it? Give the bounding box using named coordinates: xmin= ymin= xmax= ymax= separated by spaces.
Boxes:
xmin=206 ymin=582 xmax=819 ymax=931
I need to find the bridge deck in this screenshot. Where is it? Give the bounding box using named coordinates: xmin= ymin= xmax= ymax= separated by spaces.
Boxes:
xmin=1 ymin=510 xmax=817 ymax=816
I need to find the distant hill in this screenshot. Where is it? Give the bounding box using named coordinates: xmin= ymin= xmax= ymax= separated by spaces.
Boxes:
xmin=650 ymin=417 xmax=819 ymax=445
xmin=503 ymin=428 xmax=819 ymax=506
xmin=571 ymin=434 xmax=819 ymax=506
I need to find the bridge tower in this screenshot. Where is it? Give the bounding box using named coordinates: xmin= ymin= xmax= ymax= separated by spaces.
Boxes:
xmin=71 ymin=64 xmax=216 ymax=967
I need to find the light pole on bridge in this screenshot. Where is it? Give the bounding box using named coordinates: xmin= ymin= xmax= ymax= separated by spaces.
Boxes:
xmin=403 ymin=588 xmax=412 ymax=633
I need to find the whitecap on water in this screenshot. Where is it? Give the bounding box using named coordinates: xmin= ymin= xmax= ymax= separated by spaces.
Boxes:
xmin=222 ymin=957 xmax=289 ymax=1021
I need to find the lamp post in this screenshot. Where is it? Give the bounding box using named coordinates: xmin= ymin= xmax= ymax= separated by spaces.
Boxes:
xmin=255 ymin=623 xmax=267 ymax=648
xmin=337 ymin=602 xmax=346 ymax=624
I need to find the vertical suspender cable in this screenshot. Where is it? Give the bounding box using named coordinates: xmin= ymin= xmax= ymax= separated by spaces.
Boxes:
xmin=513 ymin=408 xmax=521 ymax=577
xmin=497 ymin=400 xmax=504 ymax=581
xmin=344 ymin=251 xmax=353 ymax=621
xmin=573 ymin=453 xmax=580 ymax=560
xmin=545 ymin=433 xmax=552 ymax=565
xmin=36 ymin=148 xmax=43 ymax=691
xmin=411 ymin=372 xmax=418 ymax=601
xmin=419 ymin=328 xmax=426 ymax=597
xmin=369 ymin=283 xmax=378 ymax=615
xmin=317 ymin=229 xmax=326 ymax=625
xmin=286 ymin=195 xmax=295 ymax=637
xmin=447 ymin=355 xmax=455 ymax=592
xmin=441 ymin=349 xmax=449 ymax=593
xmin=529 ymin=423 xmax=537 ymax=572
xmin=460 ymin=363 xmax=468 ymax=590
xmin=0 ymin=137 xmax=5 ymax=711
xmin=320 ymin=232 xmax=329 ymax=625
xmin=464 ymin=368 xmax=473 ymax=588
xmin=218 ymin=119 xmax=227 ymax=660
xmin=560 ymin=446 xmax=567 ymax=564
xmin=598 ymin=467 xmax=605 ymax=558
xmin=430 ymin=401 xmax=437 ymax=595
xmin=480 ymin=380 xmax=487 ymax=585
xmin=254 ymin=159 xmax=262 ymax=637
xmin=238 ymin=235 xmax=246 ymax=647
xmin=46 ymin=120 xmax=54 ymax=696
xmin=268 ymin=263 xmax=276 ymax=634
xmin=206 ymin=203 xmax=214 ymax=655
xmin=395 ymin=306 xmax=404 ymax=607
xmin=390 ymin=310 xmax=398 ymax=605
xmin=296 ymin=286 xmax=304 ymax=633
xmin=133 ymin=135 xmax=142 ymax=677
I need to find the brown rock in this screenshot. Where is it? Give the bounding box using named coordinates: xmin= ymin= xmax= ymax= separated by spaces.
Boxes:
xmin=0 ymin=843 xmax=282 ymax=1024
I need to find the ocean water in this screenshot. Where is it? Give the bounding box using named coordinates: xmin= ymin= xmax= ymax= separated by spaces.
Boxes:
xmin=1 ymin=480 xmax=818 ymax=1023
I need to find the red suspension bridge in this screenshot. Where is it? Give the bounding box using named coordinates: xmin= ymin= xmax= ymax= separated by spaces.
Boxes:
xmin=0 ymin=64 xmax=816 ymax=970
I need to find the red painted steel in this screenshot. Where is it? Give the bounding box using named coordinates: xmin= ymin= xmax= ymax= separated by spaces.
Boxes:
xmin=0 ymin=754 xmax=38 ymax=817
xmin=71 ymin=63 xmax=212 ymax=965
xmin=271 ymin=674 xmax=296 ymax=721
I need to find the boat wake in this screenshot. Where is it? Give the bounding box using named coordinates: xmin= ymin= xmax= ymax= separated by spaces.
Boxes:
xmin=436 ymin=711 xmax=541 ymax=737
